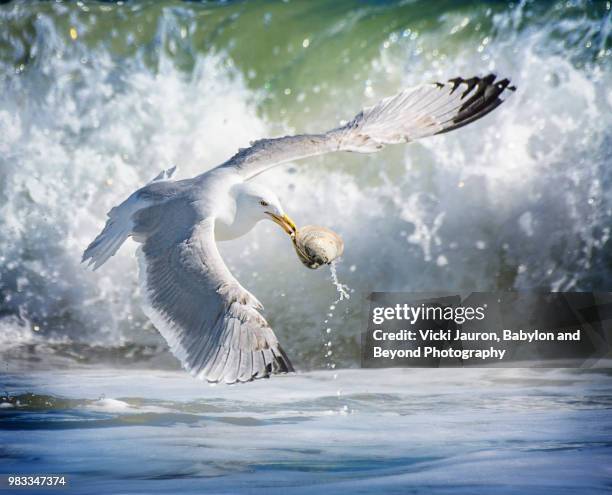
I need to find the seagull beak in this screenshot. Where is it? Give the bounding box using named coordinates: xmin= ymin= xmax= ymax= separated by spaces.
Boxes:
xmin=267 ymin=213 xmax=297 ymax=237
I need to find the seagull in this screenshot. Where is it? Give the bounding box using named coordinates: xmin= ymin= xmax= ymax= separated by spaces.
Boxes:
xmin=83 ymin=74 xmax=515 ymax=384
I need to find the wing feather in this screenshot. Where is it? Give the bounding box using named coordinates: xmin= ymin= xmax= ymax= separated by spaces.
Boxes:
xmin=135 ymin=199 xmax=293 ymax=384
xmin=217 ymin=74 xmax=515 ymax=180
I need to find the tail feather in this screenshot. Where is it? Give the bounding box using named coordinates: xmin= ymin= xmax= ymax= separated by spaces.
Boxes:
xmin=82 ymin=216 xmax=131 ymax=271
xmin=83 ymin=166 xmax=178 ymax=271
xmin=82 ymin=191 xmax=151 ymax=270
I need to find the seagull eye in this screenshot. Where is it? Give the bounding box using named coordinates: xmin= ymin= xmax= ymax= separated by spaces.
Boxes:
xmin=259 ymin=200 xmax=269 ymax=207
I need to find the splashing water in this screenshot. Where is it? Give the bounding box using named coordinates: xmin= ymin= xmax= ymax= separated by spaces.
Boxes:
xmin=329 ymin=261 xmax=350 ymax=303
xmin=321 ymin=260 xmax=351 ymax=373
xmin=323 ymin=261 xmax=353 ymax=413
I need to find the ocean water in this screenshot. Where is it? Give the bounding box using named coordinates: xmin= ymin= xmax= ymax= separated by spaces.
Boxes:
xmin=2 ymin=367 xmax=612 ymax=494
xmin=1 ymin=0 xmax=611 ymax=493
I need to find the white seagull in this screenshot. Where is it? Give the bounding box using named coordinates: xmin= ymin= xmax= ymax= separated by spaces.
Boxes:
xmin=83 ymin=74 xmax=515 ymax=384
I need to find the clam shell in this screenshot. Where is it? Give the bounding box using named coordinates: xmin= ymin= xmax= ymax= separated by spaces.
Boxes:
xmin=292 ymin=225 xmax=344 ymax=269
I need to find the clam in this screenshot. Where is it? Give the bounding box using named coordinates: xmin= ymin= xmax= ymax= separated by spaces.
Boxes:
xmin=292 ymin=225 xmax=344 ymax=269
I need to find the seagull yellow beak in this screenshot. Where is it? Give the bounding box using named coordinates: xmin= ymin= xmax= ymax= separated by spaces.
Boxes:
xmin=267 ymin=213 xmax=297 ymax=237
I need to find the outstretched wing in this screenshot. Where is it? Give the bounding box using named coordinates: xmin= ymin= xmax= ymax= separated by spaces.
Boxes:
xmin=134 ymin=198 xmax=293 ymax=384
xmin=219 ymin=74 xmax=515 ymax=180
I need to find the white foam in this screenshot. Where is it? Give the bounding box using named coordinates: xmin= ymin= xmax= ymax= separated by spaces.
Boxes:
xmin=85 ymin=397 xmax=172 ymax=414
xmin=0 ymin=34 xmax=268 ymax=348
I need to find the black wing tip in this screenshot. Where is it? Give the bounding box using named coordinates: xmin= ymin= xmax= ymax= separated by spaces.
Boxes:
xmin=272 ymin=345 xmax=296 ymax=374
xmin=434 ymin=73 xmax=516 ymax=136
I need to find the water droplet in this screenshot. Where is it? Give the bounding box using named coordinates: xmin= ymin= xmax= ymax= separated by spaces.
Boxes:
xmin=436 ymin=255 xmax=448 ymax=267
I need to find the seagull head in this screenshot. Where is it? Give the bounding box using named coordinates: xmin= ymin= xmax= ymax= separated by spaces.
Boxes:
xmin=235 ymin=183 xmax=297 ymax=237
